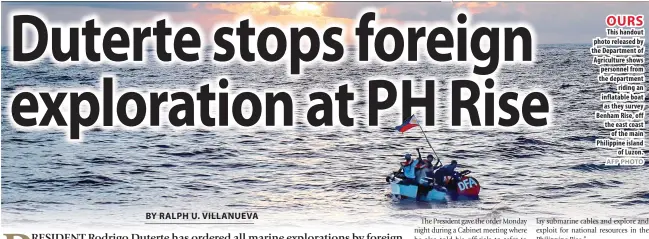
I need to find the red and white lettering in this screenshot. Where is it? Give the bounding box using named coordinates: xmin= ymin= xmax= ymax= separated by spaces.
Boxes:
xmin=457 ymin=176 xmax=480 ymax=197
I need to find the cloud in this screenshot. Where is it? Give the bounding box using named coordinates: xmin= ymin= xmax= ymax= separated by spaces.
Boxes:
xmin=319 ymin=2 xmax=648 ymax=43
xmin=2 ymin=2 xmax=649 ymax=45
xmin=454 ymin=2 xmax=500 ymax=14
xmin=321 ymin=3 xmax=388 ymax=19
xmin=3 ymin=2 xmax=194 ymax=12
xmin=193 ymin=2 xmax=326 ymax=17
xmin=462 ymin=2 xmax=646 ymax=43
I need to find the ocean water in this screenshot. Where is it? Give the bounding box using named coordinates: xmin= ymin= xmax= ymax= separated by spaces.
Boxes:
xmin=2 ymin=45 xmax=648 ymax=229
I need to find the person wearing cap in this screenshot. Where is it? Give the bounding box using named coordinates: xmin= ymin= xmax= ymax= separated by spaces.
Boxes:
xmin=398 ymin=152 xmax=419 ymax=185
xmin=415 ymin=154 xmax=437 ymax=185
xmin=433 ymin=160 xmax=459 ymax=186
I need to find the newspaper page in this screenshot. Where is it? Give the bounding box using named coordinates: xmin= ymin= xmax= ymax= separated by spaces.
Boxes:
xmin=1 ymin=2 xmax=647 ymax=239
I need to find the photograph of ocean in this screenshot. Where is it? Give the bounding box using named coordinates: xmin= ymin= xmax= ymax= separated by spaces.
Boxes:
xmin=3 ymin=43 xmax=648 ymax=228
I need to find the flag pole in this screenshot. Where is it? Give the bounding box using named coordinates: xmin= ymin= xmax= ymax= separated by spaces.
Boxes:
xmin=413 ymin=114 xmax=441 ymax=163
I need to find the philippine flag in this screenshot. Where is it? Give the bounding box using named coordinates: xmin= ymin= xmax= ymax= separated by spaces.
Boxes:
xmin=395 ymin=114 xmax=418 ymax=133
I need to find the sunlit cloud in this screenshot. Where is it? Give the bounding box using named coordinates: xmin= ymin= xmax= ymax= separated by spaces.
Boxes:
xmin=195 ymin=2 xmax=326 ymax=17
xmin=290 ymin=2 xmax=324 ymax=16
xmin=453 ymin=2 xmax=500 ymax=14
xmin=3 ymin=2 xmax=648 ymax=44
xmin=182 ymin=2 xmax=355 ymax=44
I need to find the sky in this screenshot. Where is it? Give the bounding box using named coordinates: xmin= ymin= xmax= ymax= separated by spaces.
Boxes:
xmin=1 ymin=1 xmax=648 ymax=46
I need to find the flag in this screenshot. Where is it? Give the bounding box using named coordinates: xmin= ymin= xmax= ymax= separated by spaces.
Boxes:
xmin=395 ymin=115 xmax=418 ymax=133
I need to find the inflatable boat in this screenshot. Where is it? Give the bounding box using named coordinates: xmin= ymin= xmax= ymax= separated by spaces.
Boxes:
xmin=386 ymin=170 xmax=481 ymax=202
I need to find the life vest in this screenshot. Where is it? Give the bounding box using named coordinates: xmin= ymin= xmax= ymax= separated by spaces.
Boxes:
xmin=401 ymin=160 xmax=418 ymax=179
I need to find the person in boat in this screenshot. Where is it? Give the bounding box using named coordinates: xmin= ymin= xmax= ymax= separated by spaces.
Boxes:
xmin=416 ymin=154 xmax=436 ymax=185
xmin=433 ymin=160 xmax=459 ymax=186
xmin=416 ymin=153 xmax=450 ymax=197
xmin=398 ymin=152 xmax=419 ymax=185
xmin=414 ymin=149 xmax=427 ymax=169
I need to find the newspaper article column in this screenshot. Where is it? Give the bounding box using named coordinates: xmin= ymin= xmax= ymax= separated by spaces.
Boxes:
xmin=592 ymin=15 xmax=646 ymax=166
